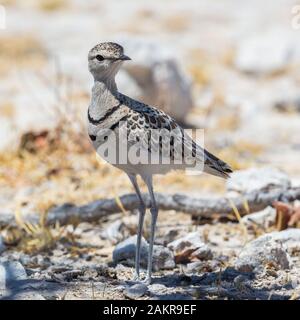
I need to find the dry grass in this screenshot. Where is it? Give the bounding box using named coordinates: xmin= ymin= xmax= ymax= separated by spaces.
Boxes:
xmin=0 ymin=102 xmax=15 ymax=118
xmin=0 ymin=35 xmax=46 ymax=74
xmin=216 ymin=114 xmax=240 ymax=131
xmin=0 ymin=0 xmax=16 ymax=5
xmin=0 ymin=0 xmax=67 ymax=11
xmin=187 ymin=48 xmax=214 ymax=86
xmin=0 ymin=124 xmax=231 ymax=228
xmin=37 ymin=0 xmax=68 ymax=12
xmin=135 ymin=8 xmax=156 ymax=20
xmin=188 ymin=63 xmax=211 ymax=87
xmin=221 ymin=47 xmax=236 ymax=67
xmin=216 ymin=140 xmax=263 ymax=170
xmin=161 ymin=14 xmax=190 ymax=32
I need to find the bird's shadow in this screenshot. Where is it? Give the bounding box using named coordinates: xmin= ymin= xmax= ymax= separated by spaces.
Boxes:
xmin=0 ymin=278 xmax=62 ymax=300
xmin=145 ymin=268 xmax=291 ymax=300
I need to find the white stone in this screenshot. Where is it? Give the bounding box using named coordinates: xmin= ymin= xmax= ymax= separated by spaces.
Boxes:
xmin=235 ymin=234 xmax=291 ymax=273
xmin=167 ymin=232 xmax=203 ymax=253
xmin=263 ymin=229 xmax=300 ymax=253
xmin=0 ymin=261 xmax=27 ymax=290
xmin=100 ymin=220 xmax=124 ymax=244
xmin=241 ymin=206 xmax=276 ymax=228
xmin=112 ymin=235 xmax=175 ymax=271
xmin=227 ymin=167 xmax=291 ymax=194
xmin=13 ymin=292 xmax=45 ymax=300
xmin=234 ymin=31 xmax=293 ymax=74
xmin=0 ymin=236 xmax=6 ymax=254
xmin=124 ymin=283 xmax=148 ymax=299
xmin=167 ymin=232 xmax=212 ymax=262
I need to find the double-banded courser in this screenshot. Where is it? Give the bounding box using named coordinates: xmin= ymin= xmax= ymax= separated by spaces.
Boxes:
xmin=87 ymin=42 xmax=232 ymax=284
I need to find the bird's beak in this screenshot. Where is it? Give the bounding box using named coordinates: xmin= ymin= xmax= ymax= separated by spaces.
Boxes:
xmin=119 ymin=54 xmax=131 ymax=61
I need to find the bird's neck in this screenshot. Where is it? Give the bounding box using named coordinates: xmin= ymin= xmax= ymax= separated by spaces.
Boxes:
xmin=89 ymin=78 xmax=119 ymax=118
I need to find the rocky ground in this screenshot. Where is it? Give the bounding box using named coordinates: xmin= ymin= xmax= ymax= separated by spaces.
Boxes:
xmin=0 ymin=0 xmax=300 ymax=300
xmin=1 ymin=215 xmax=300 ymax=300
xmin=1 ymin=167 xmax=300 ymax=300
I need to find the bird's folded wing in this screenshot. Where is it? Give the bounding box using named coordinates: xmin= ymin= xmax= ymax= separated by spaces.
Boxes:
xmin=119 ymin=95 xmax=232 ymax=178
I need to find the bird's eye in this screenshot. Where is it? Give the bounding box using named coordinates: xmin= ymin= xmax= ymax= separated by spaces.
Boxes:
xmin=96 ymin=55 xmax=104 ymax=61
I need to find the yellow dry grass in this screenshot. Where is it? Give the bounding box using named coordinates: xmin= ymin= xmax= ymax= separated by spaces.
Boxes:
xmin=217 ymin=140 xmax=263 ymax=170
xmin=1 ymin=0 xmax=16 ymax=5
xmin=0 ymin=35 xmax=46 ymax=74
xmin=216 ymin=114 xmax=240 ymax=131
xmin=0 ymin=102 xmax=15 ymax=118
xmin=38 ymin=0 xmax=68 ymax=11
xmin=188 ymin=63 xmax=211 ymax=87
xmin=187 ymin=49 xmax=213 ymax=87
xmin=135 ymin=8 xmax=156 ymax=20
xmin=161 ymin=14 xmax=190 ymax=32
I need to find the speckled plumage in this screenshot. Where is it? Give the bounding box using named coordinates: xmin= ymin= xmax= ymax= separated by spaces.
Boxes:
xmin=88 ymin=90 xmax=232 ymax=177
xmin=87 ymin=42 xmax=232 ymax=284
xmin=88 ymin=42 xmax=124 ymax=60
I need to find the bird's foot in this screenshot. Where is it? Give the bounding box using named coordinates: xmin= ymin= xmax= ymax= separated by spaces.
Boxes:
xmin=132 ymin=272 xmax=140 ymax=282
xmin=141 ymin=275 xmax=152 ymax=285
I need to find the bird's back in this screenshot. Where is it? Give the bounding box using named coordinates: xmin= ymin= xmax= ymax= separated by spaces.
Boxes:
xmin=88 ymin=91 xmax=232 ymax=178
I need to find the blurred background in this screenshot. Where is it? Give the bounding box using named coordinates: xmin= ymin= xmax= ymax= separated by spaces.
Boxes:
xmin=0 ymin=0 xmax=300 ymax=299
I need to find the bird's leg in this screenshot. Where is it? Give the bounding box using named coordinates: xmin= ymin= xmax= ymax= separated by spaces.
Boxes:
xmin=127 ymin=174 xmax=146 ymax=281
xmin=142 ymin=175 xmax=158 ymax=285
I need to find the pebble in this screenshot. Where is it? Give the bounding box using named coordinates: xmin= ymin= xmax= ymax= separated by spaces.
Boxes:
xmin=124 ymin=283 xmax=148 ymax=299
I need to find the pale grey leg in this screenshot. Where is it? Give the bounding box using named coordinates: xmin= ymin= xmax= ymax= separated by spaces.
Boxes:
xmin=127 ymin=174 xmax=146 ymax=281
xmin=142 ymin=175 xmax=158 ymax=285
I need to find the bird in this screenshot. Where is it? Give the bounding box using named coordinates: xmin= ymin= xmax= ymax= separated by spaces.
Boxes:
xmin=87 ymin=42 xmax=232 ymax=284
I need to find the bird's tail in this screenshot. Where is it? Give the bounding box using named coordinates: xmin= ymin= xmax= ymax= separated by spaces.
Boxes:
xmin=203 ymin=149 xmax=233 ymax=179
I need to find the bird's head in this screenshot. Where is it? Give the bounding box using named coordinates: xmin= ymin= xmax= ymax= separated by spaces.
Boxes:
xmin=88 ymin=42 xmax=131 ymax=81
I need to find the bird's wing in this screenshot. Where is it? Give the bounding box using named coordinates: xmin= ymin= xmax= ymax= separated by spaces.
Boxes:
xmin=120 ymin=94 xmax=232 ymax=178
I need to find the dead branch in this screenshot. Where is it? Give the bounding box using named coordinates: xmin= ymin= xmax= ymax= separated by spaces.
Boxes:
xmin=1 ymin=187 xmax=299 ymax=228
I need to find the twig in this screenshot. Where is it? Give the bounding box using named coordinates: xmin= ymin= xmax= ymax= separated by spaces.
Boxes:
xmin=0 ymin=187 xmax=299 ymax=228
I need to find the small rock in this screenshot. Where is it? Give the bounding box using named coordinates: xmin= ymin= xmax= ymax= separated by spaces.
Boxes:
xmin=113 ymin=236 xmax=148 ymax=266
xmin=113 ymin=235 xmax=175 ymax=271
xmin=100 ymin=220 xmax=124 ymax=244
xmin=124 ymin=283 xmax=148 ymax=299
xmin=185 ymin=261 xmax=204 ymax=273
xmin=12 ymin=292 xmax=46 ymax=300
xmin=62 ymin=269 xmax=84 ymax=281
xmin=227 ymin=167 xmax=291 ymax=194
xmin=0 ymin=236 xmax=6 ymax=254
xmin=151 ymin=293 xmax=192 ymax=300
xmin=155 ymin=228 xmax=180 ymax=246
xmin=82 ymin=268 xmax=98 ymax=280
xmin=152 ymin=245 xmax=175 ymax=271
xmin=167 ymin=232 xmax=211 ymax=263
xmin=274 ymin=96 xmax=300 ymax=113
xmin=0 ymin=261 xmax=27 ymax=290
xmin=19 ymin=254 xmax=31 ymax=266
xmin=190 ymin=244 xmax=213 ymax=261
xmin=265 ymin=268 xmax=278 ymax=277
xmin=148 ymin=283 xmax=167 ymax=294
xmin=178 ymin=274 xmax=192 ymax=286
xmin=235 ymin=234 xmax=291 ymax=273
xmin=260 ymin=229 xmax=300 ymax=255
xmin=233 ymin=275 xmax=249 ymax=290
xmin=168 ymin=232 xmax=201 ymax=251
xmin=241 ymin=206 xmax=276 ymax=228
